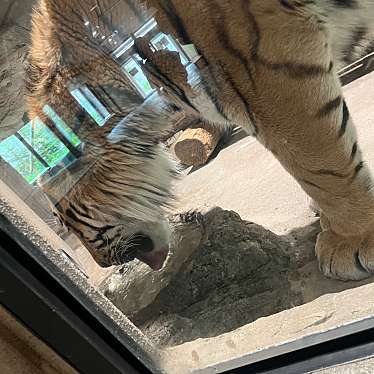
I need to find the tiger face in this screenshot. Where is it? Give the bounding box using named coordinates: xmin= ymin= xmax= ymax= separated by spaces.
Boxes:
xmin=53 ymin=199 xmax=171 ymax=269
xmin=45 ymin=132 xmax=176 ymax=269
xmin=27 ymin=0 xmax=181 ymax=269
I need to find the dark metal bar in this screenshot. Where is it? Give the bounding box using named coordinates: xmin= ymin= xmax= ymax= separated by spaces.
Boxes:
xmin=43 ymin=117 xmax=82 ymax=158
xmin=229 ymin=328 xmax=374 ymax=374
xmin=0 ymin=213 xmax=152 ymax=374
xmin=339 ymin=52 xmax=374 ymax=86
xmin=14 ymin=132 xmax=49 ymax=168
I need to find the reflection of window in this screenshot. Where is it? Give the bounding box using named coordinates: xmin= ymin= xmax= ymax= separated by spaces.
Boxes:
xmin=70 ymin=87 xmax=111 ymax=127
xmin=134 ymin=17 xmax=157 ymax=38
xmin=151 ymin=33 xmax=189 ymax=66
xmin=0 ymin=135 xmax=48 ymax=184
xmin=121 ymin=32 xmax=191 ymax=98
xmin=18 ymin=119 xmax=70 ymax=167
xmin=43 ymin=105 xmax=81 ymax=146
xmin=123 ymin=57 xmax=154 ymax=98
xmin=0 ymin=117 xmax=79 ymax=184
xmin=110 ymin=16 xmax=191 ymax=99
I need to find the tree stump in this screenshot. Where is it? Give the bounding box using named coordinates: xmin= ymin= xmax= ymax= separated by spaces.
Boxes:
xmin=174 ymin=121 xmax=223 ymax=166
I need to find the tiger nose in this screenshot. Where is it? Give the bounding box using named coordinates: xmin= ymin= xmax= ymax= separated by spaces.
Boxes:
xmin=131 ymin=232 xmax=154 ymax=253
xmin=117 ymin=233 xmax=155 ymax=264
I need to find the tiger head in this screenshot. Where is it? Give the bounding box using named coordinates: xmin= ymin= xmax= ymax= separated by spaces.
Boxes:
xmin=39 ymin=107 xmax=178 ymax=269
xmin=26 ymin=0 xmax=199 ymax=270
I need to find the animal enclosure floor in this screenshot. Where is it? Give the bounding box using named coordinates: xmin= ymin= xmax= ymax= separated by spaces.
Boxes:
xmin=100 ymin=71 xmax=374 ymax=349
xmin=174 ymin=70 xmax=374 ymax=305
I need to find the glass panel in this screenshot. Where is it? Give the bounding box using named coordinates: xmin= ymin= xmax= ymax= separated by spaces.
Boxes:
xmin=151 ymin=33 xmax=189 ymax=65
xmin=1 ymin=1 xmax=374 ymax=373
xmin=182 ymin=44 xmax=199 ymax=61
xmin=123 ymin=57 xmax=153 ymax=97
xmin=43 ymin=105 xmax=81 ymax=147
xmin=18 ymin=118 xmax=70 ymax=168
xmin=70 ymin=88 xmax=111 ymax=127
xmin=0 ymin=135 xmax=48 ymax=184
xmin=134 ymin=17 xmax=157 ymax=38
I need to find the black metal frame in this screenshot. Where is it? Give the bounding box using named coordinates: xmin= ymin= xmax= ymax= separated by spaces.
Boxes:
xmin=2 ymin=209 xmax=374 ymax=374
xmin=229 ymin=328 xmax=374 ymax=373
xmin=0 ymin=213 xmax=152 ymax=374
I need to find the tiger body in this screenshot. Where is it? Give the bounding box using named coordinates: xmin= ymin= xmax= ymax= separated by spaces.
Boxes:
xmin=27 ymin=0 xmax=374 ymax=279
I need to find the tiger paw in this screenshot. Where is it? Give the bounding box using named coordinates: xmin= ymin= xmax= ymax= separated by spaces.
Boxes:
xmin=315 ymin=230 xmax=374 ymax=281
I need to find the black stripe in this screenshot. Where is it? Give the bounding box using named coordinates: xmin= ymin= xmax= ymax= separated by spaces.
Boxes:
xmin=354 ymin=251 xmax=368 ymax=273
xmin=260 ymin=60 xmax=328 ymax=78
xmin=348 ymin=160 xmax=365 ymax=183
xmin=311 ymin=169 xmax=346 ymax=178
xmin=87 ymin=238 xmax=107 ymax=250
xmin=69 ymin=226 xmax=86 ymax=241
xmin=153 ymin=0 xmax=192 ymax=44
xmin=317 ymin=96 xmax=342 ymax=118
xmin=328 ymin=61 xmax=334 ymax=72
xmin=65 ymin=208 xmax=105 ymax=231
xmin=101 ymin=177 xmax=169 ymax=200
xmin=339 ymin=101 xmax=349 ymax=137
xmin=214 ymin=61 xmax=257 ymax=134
xmin=97 ymin=232 xmax=117 ymax=250
xmin=333 ymin=0 xmax=358 ymax=8
xmin=246 ymin=4 xmax=329 ymax=78
xmin=351 ymin=142 xmax=358 ymax=160
xmin=301 ymin=179 xmax=328 ymax=192
xmin=198 ymin=61 xmax=231 ymax=122
xmin=206 ymin=0 xmax=255 ymax=88
xmin=280 ymin=0 xmax=297 ymax=11
xmin=329 ymin=248 xmax=338 ymax=276
xmin=92 ymin=228 xmax=117 ymax=251
xmin=354 ymin=161 xmax=364 ymax=175
xmin=69 ymin=201 xmax=93 ymax=220
xmin=197 ymin=0 xmax=257 ymax=129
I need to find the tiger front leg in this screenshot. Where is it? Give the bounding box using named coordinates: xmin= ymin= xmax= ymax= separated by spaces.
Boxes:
xmin=307 ymin=134 xmax=374 ymax=280
xmin=259 ymin=72 xmax=374 ymax=281
xmin=299 ymin=108 xmax=374 ymax=281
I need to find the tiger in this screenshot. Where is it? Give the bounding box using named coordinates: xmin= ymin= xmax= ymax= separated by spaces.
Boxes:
xmin=26 ymin=0 xmax=374 ymax=280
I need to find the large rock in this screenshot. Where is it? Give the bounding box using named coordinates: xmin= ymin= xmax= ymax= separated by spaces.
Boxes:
xmin=101 ymin=208 xmax=301 ymax=347
xmin=100 ymin=211 xmax=205 ymax=316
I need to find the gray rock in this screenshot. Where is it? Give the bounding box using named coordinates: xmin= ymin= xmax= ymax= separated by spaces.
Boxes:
xmin=100 ymin=211 xmax=205 ymax=316
xmin=101 ymin=208 xmax=302 ymax=347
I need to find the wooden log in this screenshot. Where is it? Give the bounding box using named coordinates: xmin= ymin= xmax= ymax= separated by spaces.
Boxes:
xmin=174 ymin=121 xmax=223 ymax=166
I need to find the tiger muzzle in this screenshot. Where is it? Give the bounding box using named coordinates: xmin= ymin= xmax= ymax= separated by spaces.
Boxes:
xmin=117 ymin=233 xmax=169 ymax=271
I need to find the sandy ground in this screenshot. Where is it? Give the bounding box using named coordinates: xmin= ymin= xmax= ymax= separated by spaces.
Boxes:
xmin=100 ymin=71 xmax=374 ymax=353
xmin=176 ymin=71 xmax=374 ymax=235
xmin=172 ymin=71 xmax=374 ymax=306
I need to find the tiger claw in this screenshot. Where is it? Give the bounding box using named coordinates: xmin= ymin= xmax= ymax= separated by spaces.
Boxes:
xmin=315 ymin=230 xmax=374 ymax=281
